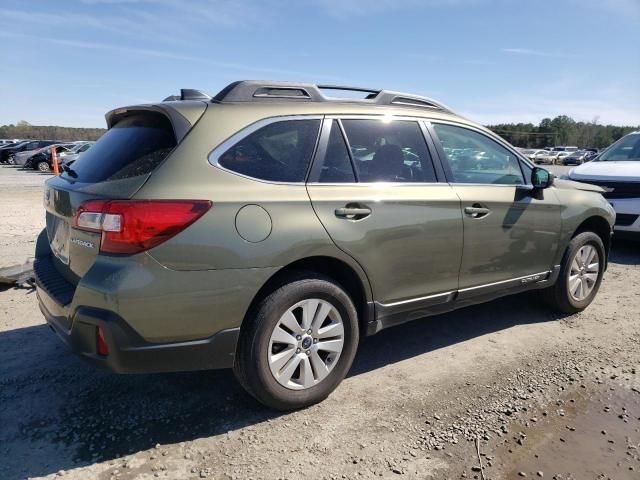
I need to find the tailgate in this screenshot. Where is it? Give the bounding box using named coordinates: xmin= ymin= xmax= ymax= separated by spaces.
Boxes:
xmin=41 ymin=107 xmax=200 ymax=285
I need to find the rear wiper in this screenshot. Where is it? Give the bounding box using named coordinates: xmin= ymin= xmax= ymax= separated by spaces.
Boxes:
xmin=61 ymin=163 xmax=78 ymax=178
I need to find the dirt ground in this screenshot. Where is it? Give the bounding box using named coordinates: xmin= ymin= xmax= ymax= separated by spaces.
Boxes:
xmin=0 ymin=165 xmax=638 ymax=480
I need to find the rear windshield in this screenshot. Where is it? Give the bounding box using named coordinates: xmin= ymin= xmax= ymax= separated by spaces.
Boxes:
xmin=61 ymin=113 xmax=176 ymax=183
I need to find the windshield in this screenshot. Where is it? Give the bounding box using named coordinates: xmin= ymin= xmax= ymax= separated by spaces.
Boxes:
xmin=598 ymin=133 xmax=640 ymax=162
xmin=60 ymin=113 xmax=176 ymax=183
xmin=70 ymin=143 xmax=88 ymax=153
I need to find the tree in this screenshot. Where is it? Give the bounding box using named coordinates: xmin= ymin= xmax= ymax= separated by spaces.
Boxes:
xmin=486 ymin=115 xmax=638 ymax=149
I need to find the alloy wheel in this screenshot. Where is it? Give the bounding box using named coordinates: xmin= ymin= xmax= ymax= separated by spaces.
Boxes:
xmin=268 ymin=298 xmax=345 ymax=390
xmin=568 ymin=244 xmax=599 ymax=302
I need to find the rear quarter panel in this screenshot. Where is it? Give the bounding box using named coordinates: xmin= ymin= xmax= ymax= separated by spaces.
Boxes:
xmin=134 ymin=105 xmax=374 ymax=300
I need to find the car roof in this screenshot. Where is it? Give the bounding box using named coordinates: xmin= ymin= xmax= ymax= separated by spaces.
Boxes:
xmin=107 ymin=80 xmax=489 ymax=132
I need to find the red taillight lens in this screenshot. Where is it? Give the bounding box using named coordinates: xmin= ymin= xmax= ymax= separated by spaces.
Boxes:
xmin=74 ymin=200 xmax=212 ymax=254
xmin=96 ymin=326 xmax=109 ymax=356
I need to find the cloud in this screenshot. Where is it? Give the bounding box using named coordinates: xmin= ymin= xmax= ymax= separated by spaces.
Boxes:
xmin=310 ymin=0 xmax=478 ymax=17
xmin=0 ymin=8 xmax=125 ymax=34
xmin=0 ymin=31 xmax=345 ymax=82
xmin=501 ymin=48 xmax=579 ymax=59
xmin=79 ymin=0 xmax=272 ymax=28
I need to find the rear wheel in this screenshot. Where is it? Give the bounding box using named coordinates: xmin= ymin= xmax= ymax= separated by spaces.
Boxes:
xmin=234 ymin=273 xmax=359 ymax=410
xmin=6 ymin=155 xmax=15 ymax=165
xmin=37 ymin=161 xmax=51 ymax=172
xmin=542 ymin=231 xmax=605 ymax=313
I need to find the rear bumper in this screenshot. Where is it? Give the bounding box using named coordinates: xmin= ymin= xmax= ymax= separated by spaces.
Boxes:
xmin=39 ymin=298 xmax=239 ymax=373
xmin=32 ymin=229 xmax=276 ymax=373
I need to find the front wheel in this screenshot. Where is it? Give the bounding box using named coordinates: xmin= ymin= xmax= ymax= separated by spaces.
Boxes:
xmin=234 ymin=273 xmax=359 ymax=410
xmin=542 ymin=231 xmax=605 ymax=313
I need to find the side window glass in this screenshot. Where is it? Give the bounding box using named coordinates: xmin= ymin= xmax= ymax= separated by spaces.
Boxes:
xmin=317 ymin=121 xmax=356 ymax=183
xmin=218 ymin=119 xmax=321 ymax=182
xmin=341 ymin=119 xmax=436 ymax=183
xmin=433 ymin=124 xmax=524 ymax=185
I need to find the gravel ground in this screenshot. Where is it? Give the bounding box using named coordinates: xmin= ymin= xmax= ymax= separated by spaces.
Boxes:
xmin=0 ymin=165 xmax=638 ymax=480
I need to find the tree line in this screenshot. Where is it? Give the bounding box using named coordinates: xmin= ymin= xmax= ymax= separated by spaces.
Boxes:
xmin=487 ymin=116 xmax=639 ymax=150
xmin=0 ymin=121 xmax=106 ymax=142
xmin=2 ymin=115 xmax=638 ymax=150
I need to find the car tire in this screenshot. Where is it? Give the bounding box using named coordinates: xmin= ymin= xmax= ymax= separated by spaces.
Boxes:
xmin=542 ymin=231 xmax=605 ymax=314
xmin=234 ymin=272 xmax=359 ymax=410
xmin=7 ymin=155 xmax=15 ymax=165
xmin=37 ymin=161 xmax=51 ymax=172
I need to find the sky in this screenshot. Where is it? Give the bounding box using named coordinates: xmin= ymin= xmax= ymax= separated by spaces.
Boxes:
xmin=1 ymin=0 xmax=639 ymax=128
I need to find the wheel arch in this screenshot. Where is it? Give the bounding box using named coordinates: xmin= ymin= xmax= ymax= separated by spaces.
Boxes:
xmin=570 ymin=215 xmax=612 ymax=268
xmin=241 ymin=255 xmax=374 ymax=337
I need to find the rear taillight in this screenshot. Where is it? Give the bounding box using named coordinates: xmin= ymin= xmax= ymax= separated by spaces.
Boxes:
xmin=96 ymin=326 xmax=109 ymax=356
xmin=74 ymin=200 xmax=212 ymax=254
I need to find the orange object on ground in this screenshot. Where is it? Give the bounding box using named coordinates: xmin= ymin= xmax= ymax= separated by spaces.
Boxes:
xmin=51 ymin=146 xmax=59 ymax=176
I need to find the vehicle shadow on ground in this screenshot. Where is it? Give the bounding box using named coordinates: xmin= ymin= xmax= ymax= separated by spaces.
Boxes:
xmin=2 ymin=242 xmax=638 ymax=479
xmin=0 ymin=291 xmax=563 ymax=479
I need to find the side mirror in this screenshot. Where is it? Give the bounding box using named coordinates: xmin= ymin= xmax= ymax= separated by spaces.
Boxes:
xmin=532 ymin=167 xmax=554 ymax=189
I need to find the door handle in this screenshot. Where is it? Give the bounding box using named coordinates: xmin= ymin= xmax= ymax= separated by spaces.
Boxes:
xmin=335 ymin=206 xmax=372 ymax=220
xmin=464 ymin=205 xmax=491 ymax=218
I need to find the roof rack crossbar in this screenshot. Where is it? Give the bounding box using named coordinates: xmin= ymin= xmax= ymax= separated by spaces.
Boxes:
xmin=316 ymin=84 xmax=381 ymax=96
xmin=206 ymin=81 xmax=454 ymax=113
xmin=163 ymin=89 xmax=212 ymax=102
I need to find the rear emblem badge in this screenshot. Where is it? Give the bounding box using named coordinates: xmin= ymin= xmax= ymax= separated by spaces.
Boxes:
xmin=71 ymin=238 xmax=95 ymax=249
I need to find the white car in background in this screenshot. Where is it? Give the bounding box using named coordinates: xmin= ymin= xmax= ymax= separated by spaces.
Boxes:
xmin=521 ymin=149 xmax=548 ymax=163
xmin=566 ymin=131 xmax=640 ymax=235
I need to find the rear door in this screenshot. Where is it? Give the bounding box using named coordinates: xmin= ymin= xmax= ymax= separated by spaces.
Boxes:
xmin=43 ymin=111 xmax=179 ymax=284
xmin=306 ymin=117 xmax=463 ymax=317
xmin=428 ymin=122 xmax=562 ymax=295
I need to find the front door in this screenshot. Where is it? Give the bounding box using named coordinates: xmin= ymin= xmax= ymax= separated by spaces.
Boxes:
xmin=429 ymin=122 xmax=562 ymax=295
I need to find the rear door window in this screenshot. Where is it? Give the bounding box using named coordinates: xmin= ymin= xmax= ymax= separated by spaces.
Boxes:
xmin=340 ymin=119 xmax=437 ymax=183
xmin=60 ymin=113 xmax=176 ymax=183
xmin=315 ymin=120 xmax=356 ymax=183
xmin=217 ymin=119 xmax=321 ymax=182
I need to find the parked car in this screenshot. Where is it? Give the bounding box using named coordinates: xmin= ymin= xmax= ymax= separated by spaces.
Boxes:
xmin=521 ymin=149 xmax=548 ymax=163
xmin=0 ymin=141 xmax=21 ymax=151
xmin=35 ymin=81 xmax=615 ymax=410
xmin=0 ymin=140 xmax=59 ymax=164
xmin=22 ymin=144 xmax=75 ymax=171
xmin=553 ymin=146 xmax=579 ymax=152
xmin=555 ymin=151 xmax=571 ymax=164
xmin=534 ymin=150 xmax=558 ymax=165
xmin=58 ymin=141 xmax=95 ymax=163
xmin=0 ymin=141 xmax=28 ymax=162
xmin=0 ymin=139 xmax=21 ymax=145
xmin=565 ymin=131 xmax=640 ymax=236
xmin=562 ymin=150 xmax=589 ymax=165
xmin=14 ymin=143 xmax=69 ymax=168
xmin=583 ymin=151 xmax=598 ymax=162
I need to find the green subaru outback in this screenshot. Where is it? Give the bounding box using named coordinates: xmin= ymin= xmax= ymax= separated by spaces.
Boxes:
xmin=35 ymin=81 xmax=615 ymax=410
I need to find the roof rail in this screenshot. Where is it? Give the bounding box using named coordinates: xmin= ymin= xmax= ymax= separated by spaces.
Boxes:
xmin=211 ymin=80 xmax=453 ymax=113
xmin=163 ymin=89 xmax=212 ymax=102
